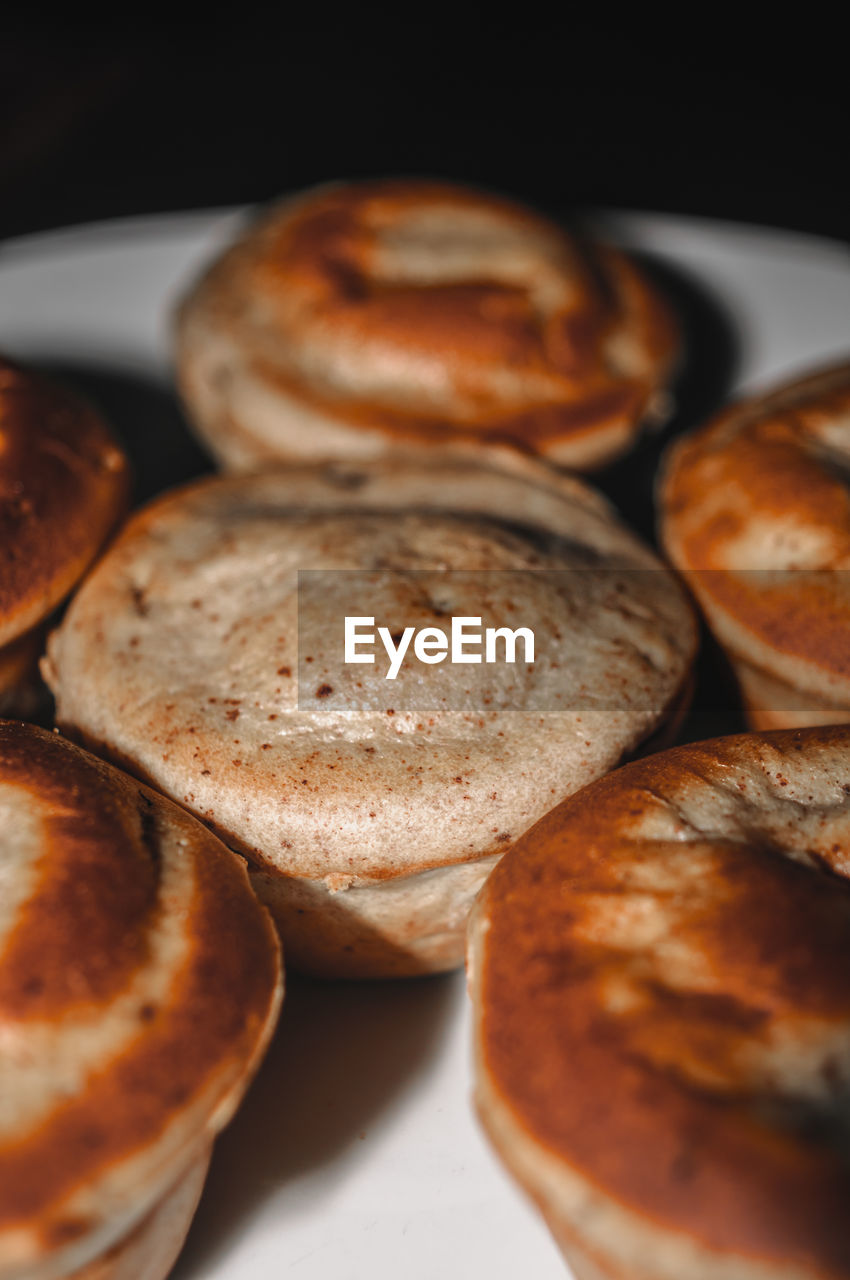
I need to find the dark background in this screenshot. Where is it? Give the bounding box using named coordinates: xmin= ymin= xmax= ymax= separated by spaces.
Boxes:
xmin=1 ymin=20 xmax=847 ymax=245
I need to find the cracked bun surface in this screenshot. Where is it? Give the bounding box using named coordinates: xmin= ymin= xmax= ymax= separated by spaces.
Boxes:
xmin=44 ymin=455 xmax=696 ymax=978
xmin=0 ymin=358 xmax=129 ymax=717
xmin=468 ymin=725 xmax=850 ymax=1280
xmin=175 ymin=179 xmax=678 ymax=472
xmin=0 ymin=721 xmax=282 ymax=1280
xmin=659 ymin=359 xmax=850 ymax=729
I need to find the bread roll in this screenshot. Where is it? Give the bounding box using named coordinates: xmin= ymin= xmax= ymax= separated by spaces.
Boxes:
xmin=0 ymin=358 xmax=129 ymax=717
xmin=43 ymin=455 xmax=696 ymax=978
xmin=469 ymin=725 xmax=850 ymax=1280
xmin=659 ymin=359 xmax=850 ymax=728
xmin=175 ymin=179 xmax=677 ymax=472
xmin=0 ymin=721 xmax=282 ymax=1279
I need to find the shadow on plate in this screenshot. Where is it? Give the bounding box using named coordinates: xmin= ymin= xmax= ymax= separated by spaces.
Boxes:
xmin=675 ymin=623 xmax=748 ymax=744
xmin=591 ymin=251 xmax=747 ymax=742
xmin=172 ymin=969 xmax=460 ymax=1278
xmin=593 ymin=248 xmax=742 ymax=547
xmin=33 ymin=359 xmax=213 ymax=506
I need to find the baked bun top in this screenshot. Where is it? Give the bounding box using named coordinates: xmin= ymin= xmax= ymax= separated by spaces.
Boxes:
xmin=0 ymin=358 xmax=129 ymax=650
xmin=470 ymin=725 xmax=850 ymax=1279
xmin=659 ymin=360 xmax=850 ymax=701
xmin=44 ymin=456 xmax=696 ymax=884
xmin=176 ymin=179 xmax=677 ymax=469
xmin=0 ymin=721 xmax=281 ymax=1279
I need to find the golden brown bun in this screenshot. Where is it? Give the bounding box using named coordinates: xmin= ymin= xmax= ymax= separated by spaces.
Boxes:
xmin=43 ymin=455 xmax=696 ymax=978
xmin=0 ymin=721 xmax=282 ymax=1279
xmin=469 ymin=725 xmax=850 ymax=1280
xmin=0 ymin=358 xmax=129 ymax=650
xmin=68 ymin=1155 xmax=209 ymax=1280
xmin=658 ymin=359 xmax=850 ymax=728
xmin=175 ymin=179 xmax=678 ymax=472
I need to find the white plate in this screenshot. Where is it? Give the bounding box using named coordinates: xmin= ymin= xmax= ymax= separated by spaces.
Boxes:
xmin=1 ymin=210 xmax=849 ymax=1280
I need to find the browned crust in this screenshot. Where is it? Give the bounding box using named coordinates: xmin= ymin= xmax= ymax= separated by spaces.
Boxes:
xmin=245 ymin=351 xmax=647 ymax=452
xmin=0 ymin=357 xmax=130 ymax=648
xmin=475 ymin=725 xmax=850 ymax=1277
xmin=68 ymin=1152 xmax=209 ymax=1280
xmin=176 ymin=179 xmax=678 ymax=467
xmin=659 ymin=359 xmax=850 ymax=714
xmin=0 ymin=721 xmax=282 ymax=1266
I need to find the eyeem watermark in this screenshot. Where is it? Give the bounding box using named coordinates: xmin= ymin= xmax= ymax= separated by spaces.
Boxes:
xmin=296 ymin=567 xmax=692 ymax=714
xmin=345 ymin=616 xmax=535 ymax=680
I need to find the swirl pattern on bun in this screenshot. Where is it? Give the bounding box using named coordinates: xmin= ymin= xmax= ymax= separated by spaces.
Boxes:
xmin=175 ymin=179 xmax=678 ymax=472
xmin=0 ymin=722 xmax=282 ymax=1280
xmin=659 ymin=360 xmax=850 ymax=728
xmin=0 ymin=359 xmax=129 ymax=716
xmin=469 ymin=725 xmax=850 ymax=1280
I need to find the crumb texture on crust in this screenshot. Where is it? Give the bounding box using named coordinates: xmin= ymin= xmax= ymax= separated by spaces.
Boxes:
xmin=0 ymin=358 xmax=129 ymax=650
xmin=471 ymin=725 xmax=850 ymax=1280
xmin=175 ymin=178 xmax=678 ymax=470
xmin=0 ymin=722 xmax=281 ymax=1280
xmin=659 ymin=360 xmax=850 ymax=721
xmin=44 ymin=457 xmax=695 ymax=975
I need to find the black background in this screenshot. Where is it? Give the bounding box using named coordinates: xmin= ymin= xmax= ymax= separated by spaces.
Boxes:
xmin=1 ymin=19 xmax=847 ymax=245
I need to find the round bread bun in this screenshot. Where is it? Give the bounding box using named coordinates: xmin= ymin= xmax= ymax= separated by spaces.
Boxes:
xmin=0 ymin=358 xmax=129 ymax=718
xmin=43 ymin=455 xmax=696 ymax=979
xmin=175 ymin=178 xmax=678 ymax=473
xmin=0 ymin=721 xmax=282 ymax=1280
xmin=659 ymin=359 xmax=850 ymax=729
xmin=469 ymin=724 xmax=850 ymax=1280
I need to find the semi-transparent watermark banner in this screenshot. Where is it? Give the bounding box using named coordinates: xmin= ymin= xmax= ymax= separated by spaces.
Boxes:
xmin=295 ymin=568 xmax=850 ymax=716
xmin=296 ymin=568 xmax=692 ymax=715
